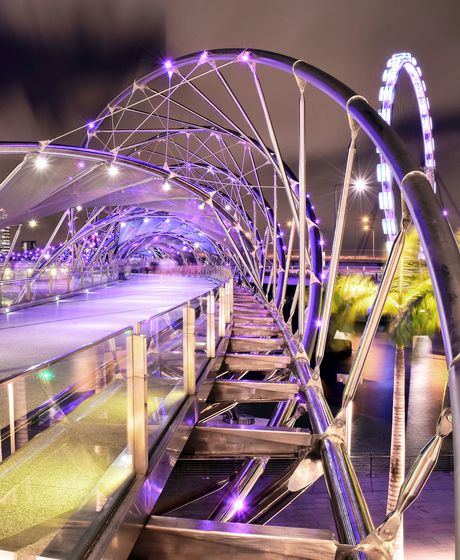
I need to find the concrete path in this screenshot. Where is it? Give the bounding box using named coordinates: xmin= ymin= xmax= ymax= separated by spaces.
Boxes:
xmin=0 ymin=274 xmax=217 ymax=379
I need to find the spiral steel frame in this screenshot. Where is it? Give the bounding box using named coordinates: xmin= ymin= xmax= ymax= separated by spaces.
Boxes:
xmin=0 ymin=48 xmax=458 ymax=556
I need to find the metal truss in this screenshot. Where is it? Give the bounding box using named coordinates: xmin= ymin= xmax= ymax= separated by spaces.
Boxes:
xmin=0 ymin=48 xmax=459 ymax=559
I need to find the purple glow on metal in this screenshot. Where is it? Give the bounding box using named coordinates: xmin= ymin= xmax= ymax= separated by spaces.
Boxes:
xmin=199 ymin=51 xmax=209 ymax=64
xmin=87 ymin=121 xmax=95 ymax=130
xmin=443 ymin=209 xmax=448 ymax=217
xmin=233 ymin=498 xmax=245 ymax=512
xmin=77 ymin=161 xmax=85 ymax=169
xmin=240 ymin=51 xmax=250 ymax=62
xmin=164 ymin=59 xmax=172 ymax=70
xmin=315 ymin=319 xmax=322 ymax=327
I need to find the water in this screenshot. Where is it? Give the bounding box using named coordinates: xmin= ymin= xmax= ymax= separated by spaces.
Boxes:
xmin=321 ymin=328 xmax=451 ymax=461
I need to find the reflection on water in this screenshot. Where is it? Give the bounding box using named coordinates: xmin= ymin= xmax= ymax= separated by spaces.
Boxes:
xmin=322 ymin=329 xmax=450 ymax=459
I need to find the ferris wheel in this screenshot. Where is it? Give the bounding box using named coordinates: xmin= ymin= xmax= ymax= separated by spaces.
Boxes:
xmin=377 ymin=52 xmax=436 ymax=241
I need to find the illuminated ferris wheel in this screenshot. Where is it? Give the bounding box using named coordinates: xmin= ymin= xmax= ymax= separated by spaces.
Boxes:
xmin=377 ymin=52 xmax=436 ymax=241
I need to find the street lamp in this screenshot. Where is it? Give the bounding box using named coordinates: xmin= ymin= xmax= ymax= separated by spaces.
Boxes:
xmin=354 ymin=178 xmax=368 ymax=192
xmin=361 ymin=215 xmax=375 ymax=257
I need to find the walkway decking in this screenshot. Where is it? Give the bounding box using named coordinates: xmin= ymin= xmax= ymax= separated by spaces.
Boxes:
xmin=0 ymin=274 xmax=217 ymax=379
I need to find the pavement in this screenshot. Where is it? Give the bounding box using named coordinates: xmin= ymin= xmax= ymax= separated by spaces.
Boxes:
xmin=160 ymin=468 xmax=454 ymax=559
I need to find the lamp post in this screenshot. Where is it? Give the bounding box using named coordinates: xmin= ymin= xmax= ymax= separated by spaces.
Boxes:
xmin=362 ymin=215 xmax=375 ymax=258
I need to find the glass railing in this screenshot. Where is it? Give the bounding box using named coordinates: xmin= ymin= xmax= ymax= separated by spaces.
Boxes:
xmin=0 ymin=264 xmax=125 ymax=309
xmin=0 ymin=274 xmax=233 ymax=559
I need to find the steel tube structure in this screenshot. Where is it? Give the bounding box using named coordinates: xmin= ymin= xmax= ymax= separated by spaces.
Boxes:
xmin=0 ymin=47 xmax=459 ymax=557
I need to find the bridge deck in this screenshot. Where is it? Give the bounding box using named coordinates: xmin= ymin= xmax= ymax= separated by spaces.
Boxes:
xmin=0 ymin=274 xmax=216 ymax=379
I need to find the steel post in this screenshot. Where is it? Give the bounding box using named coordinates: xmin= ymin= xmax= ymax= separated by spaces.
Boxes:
xmin=183 ymin=304 xmax=196 ymax=395
xmin=297 ymin=77 xmax=307 ymax=338
xmin=207 ymin=291 xmax=216 ymax=358
xmin=127 ymin=334 xmax=148 ymax=476
xmin=315 ymin=105 xmax=361 ymax=367
xmin=218 ymin=286 xmax=226 ymax=337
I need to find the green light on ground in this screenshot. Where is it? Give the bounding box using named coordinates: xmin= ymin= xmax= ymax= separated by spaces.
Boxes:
xmin=37 ymin=368 xmax=55 ymax=381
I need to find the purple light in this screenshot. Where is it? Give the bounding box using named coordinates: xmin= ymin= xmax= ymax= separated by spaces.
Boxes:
xmin=164 ymin=59 xmax=172 ymax=70
xmin=443 ymin=209 xmax=448 ymax=217
xmin=77 ymin=161 xmax=85 ymax=169
xmin=233 ymin=498 xmax=245 ymax=512
xmin=240 ymin=51 xmax=250 ymax=63
xmin=199 ymin=51 xmax=209 ymax=64
xmin=87 ymin=121 xmax=95 ymax=130
xmin=315 ymin=319 xmax=322 ymax=328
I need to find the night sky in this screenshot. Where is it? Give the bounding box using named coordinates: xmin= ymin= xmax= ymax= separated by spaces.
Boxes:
xmin=0 ymin=0 xmax=459 ymax=251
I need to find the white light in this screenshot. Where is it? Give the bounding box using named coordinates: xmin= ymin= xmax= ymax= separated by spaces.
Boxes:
xmin=120 ymin=221 xmax=126 ymax=228
xmin=194 ymin=242 xmax=200 ymax=248
xmin=225 ymin=204 xmax=231 ymax=211
xmin=108 ymin=164 xmax=119 ymax=176
xmin=198 ymin=203 xmax=205 ymax=210
xmin=76 ymin=205 xmax=82 ymax=212
xmin=143 ymin=217 xmax=150 ymax=223
xmin=354 ymin=178 xmax=368 ymax=192
xmin=35 ymin=155 xmax=48 ymax=170
xmin=163 ymin=180 xmax=171 ymax=191
xmin=28 ymin=219 xmax=38 ymax=228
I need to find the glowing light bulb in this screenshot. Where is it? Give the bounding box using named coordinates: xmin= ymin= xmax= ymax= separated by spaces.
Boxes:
xmin=29 ymin=219 xmax=38 ymax=228
xmin=354 ymin=178 xmax=368 ymax=192
xmin=163 ymin=180 xmax=171 ymax=191
xmin=225 ymin=204 xmax=231 ymax=211
xmin=108 ymin=164 xmax=119 ymax=176
xmin=35 ymin=155 xmax=48 ymax=170
xmin=233 ymin=498 xmax=245 ymax=512
xmin=76 ymin=205 xmax=82 ymax=212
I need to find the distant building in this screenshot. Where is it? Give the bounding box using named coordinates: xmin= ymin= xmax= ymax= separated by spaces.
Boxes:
xmin=21 ymin=240 xmax=37 ymax=252
xmin=0 ymin=227 xmax=10 ymax=254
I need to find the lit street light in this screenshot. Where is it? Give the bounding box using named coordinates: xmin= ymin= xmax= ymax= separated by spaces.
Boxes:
xmin=354 ymin=178 xmax=368 ymax=192
xmin=361 ymin=215 xmax=375 ymax=257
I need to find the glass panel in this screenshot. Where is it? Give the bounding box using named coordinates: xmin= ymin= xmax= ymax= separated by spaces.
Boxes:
xmin=140 ymin=305 xmax=186 ymax=448
xmin=193 ymin=295 xmax=208 ymax=374
xmin=0 ymin=265 xmax=118 ymax=309
xmin=0 ymin=329 xmax=134 ymax=558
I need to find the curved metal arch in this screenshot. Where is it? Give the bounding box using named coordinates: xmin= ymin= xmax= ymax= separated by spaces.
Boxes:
xmin=86 ymin=53 xmax=324 ymax=346
xmin=377 ymin=52 xmax=436 ymax=241
xmin=84 ymin=49 xmax=460 ymax=550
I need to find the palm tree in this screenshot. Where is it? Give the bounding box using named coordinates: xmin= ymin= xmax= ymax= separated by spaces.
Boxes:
xmin=383 ymin=227 xmax=440 ymax=559
xmin=329 ymin=273 xmax=377 ymax=353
